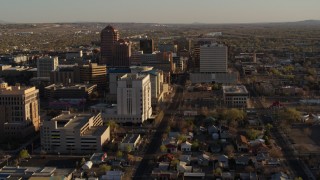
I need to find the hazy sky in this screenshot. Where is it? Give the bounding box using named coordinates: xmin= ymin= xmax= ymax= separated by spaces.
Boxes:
xmin=1 ymin=0 xmax=320 ymax=24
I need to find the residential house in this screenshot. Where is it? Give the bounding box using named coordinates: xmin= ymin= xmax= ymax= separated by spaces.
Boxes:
xmin=198 ymin=153 xmax=210 ymax=166
xmin=239 ymin=172 xmax=258 ymax=180
xmin=217 ymin=155 xmax=229 ymax=168
xmin=236 ymin=135 xmax=249 ymax=152
xmin=165 ymin=144 xmax=178 ymax=153
xmin=177 ymin=161 xmax=192 ymax=173
xmin=158 ymin=154 xmax=174 ymax=163
xmin=236 ymin=156 xmax=250 ymax=166
xmin=220 ymin=131 xmax=231 ymax=142
xmin=255 ymin=152 xmax=269 ymax=167
xmin=179 ymin=155 xmax=191 ymax=165
xmin=181 ymin=141 xmax=192 ymax=152
xmin=221 ymin=172 xmax=234 ymax=180
xmin=271 ymin=172 xmax=289 ymax=180
xmin=208 ymin=125 xmax=219 ymax=134
xmin=101 ymin=171 xmax=124 ymax=180
xmin=163 ymin=137 xmax=179 ymax=153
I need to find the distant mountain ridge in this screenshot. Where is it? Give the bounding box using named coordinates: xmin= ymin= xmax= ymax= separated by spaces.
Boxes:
xmin=0 ymin=19 xmax=319 ymax=25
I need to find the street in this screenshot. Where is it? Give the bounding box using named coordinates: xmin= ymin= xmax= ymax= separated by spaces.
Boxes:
xmin=133 ymin=75 xmax=186 ymax=179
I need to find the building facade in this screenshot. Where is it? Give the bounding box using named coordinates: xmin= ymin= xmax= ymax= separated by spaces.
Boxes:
xmin=117 ymin=74 xmax=152 ymax=123
xmin=41 ymin=111 xmax=110 ymax=154
xmin=222 ymin=85 xmax=249 ymax=108
xmin=140 ymin=39 xmax=154 ymax=54
xmin=112 ymin=39 xmax=131 ymax=68
xmin=0 ymin=81 xmax=40 ymax=138
xmin=50 ymin=65 xmax=80 ymax=85
xmin=79 ymin=63 xmax=107 ymax=92
xmin=100 ymin=25 xmax=119 ymax=65
xmin=37 ymin=56 xmax=59 ymax=78
xmin=131 ymin=51 xmax=143 ymax=65
xmin=92 ymin=73 xmax=152 ymax=124
xmin=44 ymin=83 xmax=97 ymax=100
xmin=200 ymin=44 xmax=227 ymax=73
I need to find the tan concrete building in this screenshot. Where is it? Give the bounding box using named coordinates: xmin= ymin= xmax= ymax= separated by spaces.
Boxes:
xmin=41 ymin=111 xmax=110 ymax=154
xmin=92 ymin=73 xmax=152 ymax=124
xmin=222 ymin=85 xmax=249 ymax=108
xmin=79 ymin=63 xmax=107 ymax=92
xmin=0 ymin=81 xmax=40 ymax=138
xmin=44 ymin=83 xmax=97 ymax=100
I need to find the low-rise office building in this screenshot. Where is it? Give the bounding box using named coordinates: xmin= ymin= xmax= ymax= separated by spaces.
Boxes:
xmin=41 ymin=111 xmax=110 ymax=154
xmin=44 ymin=83 xmax=97 ymax=100
xmin=118 ymin=134 xmax=141 ymax=152
xmin=222 ymin=85 xmax=249 ymax=108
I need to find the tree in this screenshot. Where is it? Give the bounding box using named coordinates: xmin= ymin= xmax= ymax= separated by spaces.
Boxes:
xmin=160 ymin=145 xmax=167 ymax=152
xmin=125 ymin=145 xmax=132 ymax=153
xmin=192 ymin=140 xmax=199 ymax=151
xmin=213 ymin=167 xmax=222 ymax=176
xmin=99 ymin=164 xmax=111 ymax=172
xmin=265 ymin=123 xmax=273 ymax=132
xmin=19 ymin=149 xmax=30 ymax=159
xmin=80 ymin=157 xmax=86 ymax=165
xmin=278 ymin=108 xmax=301 ymax=123
xmin=224 ymin=145 xmax=235 ymax=157
xmin=247 ymin=129 xmax=259 ymax=140
xmin=170 ymin=159 xmax=179 ymax=170
xmin=223 ymin=109 xmax=246 ymax=127
xmin=106 ymin=120 xmax=119 ymax=133
xmin=116 ymin=150 xmax=123 ymax=159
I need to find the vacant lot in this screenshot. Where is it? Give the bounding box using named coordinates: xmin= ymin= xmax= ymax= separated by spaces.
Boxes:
xmin=288 ymin=124 xmax=320 ymax=153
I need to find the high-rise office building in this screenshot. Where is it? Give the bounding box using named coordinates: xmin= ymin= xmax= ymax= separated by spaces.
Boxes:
xmin=0 ymin=81 xmax=40 ymax=138
xmin=112 ymin=39 xmax=131 ymax=68
xmin=37 ymin=56 xmax=59 ymax=77
xmin=117 ymin=74 xmax=152 ymax=123
xmin=140 ymin=39 xmax=154 ymax=54
xmin=100 ymin=25 xmax=119 ymax=65
xmin=158 ymin=43 xmax=178 ymax=53
xmin=200 ymin=44 xmax=227 ymax=73
xmin=131 ymin=51 xmax=143 ymax=65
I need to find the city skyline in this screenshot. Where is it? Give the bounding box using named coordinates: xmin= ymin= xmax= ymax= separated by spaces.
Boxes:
xmin=1 ymin=0 xmax=320 ymax=24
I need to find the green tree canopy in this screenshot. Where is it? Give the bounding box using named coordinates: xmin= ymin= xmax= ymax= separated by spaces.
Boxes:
xmin=160 ymin=145 xmax=167 ymax=152
xmin=222 ymin=108 xmax=246 ymax=127
xmin=278 ymin=108 xmax=302 ymax=123
xmin=19 ymin=149 xmax=30 ymax=159
xmin=116 ymin=150 xmax=123 ymax=158
xmin=99 ymin=164 xmax=111 ymax=172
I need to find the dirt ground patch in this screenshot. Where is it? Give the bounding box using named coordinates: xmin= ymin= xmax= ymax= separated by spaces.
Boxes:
xmin=288 ymin=125 xmax=320 ymax=153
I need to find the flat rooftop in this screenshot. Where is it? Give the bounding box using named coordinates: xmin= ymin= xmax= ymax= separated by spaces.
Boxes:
xmin=83 ymin=126 xmax=107 ymax=136
xmin=52 ymin=112 xmax=92 ymax=129
xmin=222 ymin=85 xmax=248 ymax=94
xmin=90 ymin=103 xmax=117 ymax=109
xmin=0 ymin=85 xmax=37 ymax=95
xmin=120 ymin=73 xmax=148 ymax=81
xmin=122 ymin=134 xmax=140 ymax=144
xmin=45 ymin=83 xmax=96 ymax=90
